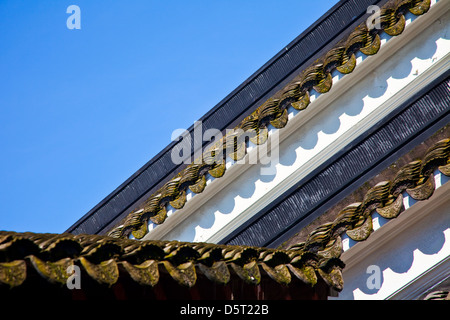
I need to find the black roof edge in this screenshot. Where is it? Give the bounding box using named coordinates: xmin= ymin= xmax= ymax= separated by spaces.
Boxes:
xmin=66 ymin=0 xmax=386 ymax=235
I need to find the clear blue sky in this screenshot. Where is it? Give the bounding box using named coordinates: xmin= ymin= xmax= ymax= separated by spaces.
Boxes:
xmin=0 ymin=0 xmax=339 ymax=234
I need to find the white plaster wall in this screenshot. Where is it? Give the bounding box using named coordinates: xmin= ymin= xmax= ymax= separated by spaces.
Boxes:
xmin=146 ymin=1 xmax=449 ymax=243
xmin=334 ymin=173 xmax=450 ymax=300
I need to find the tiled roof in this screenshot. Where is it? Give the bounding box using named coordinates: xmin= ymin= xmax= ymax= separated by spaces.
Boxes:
xmin=2 ymin=136 xmax=446 ymax=295
xmin=108 ymin=0 xmax=433 ymax=240
xmin=0 ymin=231 xmax=345 ymax=292
xmin=286 ymin=136 xmax=450 ymax=255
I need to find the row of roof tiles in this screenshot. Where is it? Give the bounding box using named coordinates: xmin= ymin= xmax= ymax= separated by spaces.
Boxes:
xmin=289 ymin=136 xmax=450 ymax=254
xmin=108 ymin=0 xmax=433 ymax=240
xmin=1 ymin=133 xmax=448 ymax=292
xmin=0 ymin=230 xmax=345 ymax=291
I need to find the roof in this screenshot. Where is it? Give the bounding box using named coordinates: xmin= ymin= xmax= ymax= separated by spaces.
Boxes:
xmin=2 ymin=136 xmax=446 ymax=299
xmin=224 ymin=72 xmax=450 ymax=248
xmin=0 ymin=230 xmax=344 ymax=298
xmin=2 ymin=0 xmax=445 ymax=299
xmin=68 ymin=0 xmax=380 ymax=236
xmin=422 ymin=272 xmax=450 ymax=300
xmin=106 ymin=0 xmax=434 ymax=240
xmin=282 ymin=133 xmax=450 ymax=254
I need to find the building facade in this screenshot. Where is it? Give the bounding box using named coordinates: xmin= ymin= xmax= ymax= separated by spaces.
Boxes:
xmin=2 ymin=0 xmax=449 ymax=300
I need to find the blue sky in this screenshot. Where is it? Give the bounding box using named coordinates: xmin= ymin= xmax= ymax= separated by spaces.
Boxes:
xmin=0 ymin=0 xmax=338 ymax=234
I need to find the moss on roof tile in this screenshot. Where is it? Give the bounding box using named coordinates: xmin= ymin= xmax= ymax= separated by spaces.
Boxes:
xmin=0 ymin=230 xmax=345 ymax=291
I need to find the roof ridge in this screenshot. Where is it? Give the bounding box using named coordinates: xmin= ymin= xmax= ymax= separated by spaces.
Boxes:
xmin=291 ymin=136 xmax=450 ymax=254
xmin=108 ymin=0 xmax=432 ymax=240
